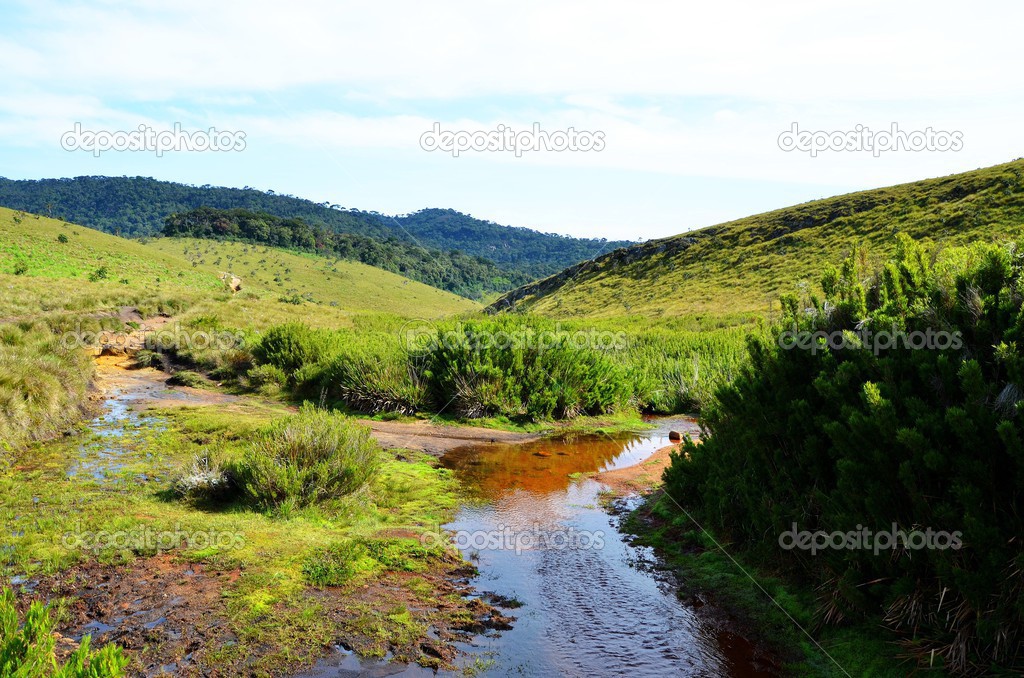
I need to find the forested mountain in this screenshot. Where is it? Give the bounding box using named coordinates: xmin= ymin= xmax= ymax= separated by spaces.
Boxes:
xmin=392 ymin=208 xmax=633 ymax=278
xmin=0 ymin=176 xmax=633 ymax=282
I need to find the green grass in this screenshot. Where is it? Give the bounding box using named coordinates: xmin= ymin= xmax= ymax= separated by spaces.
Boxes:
xmin=146 ymin=237 xmax=479 ymax=317
xmin=494 ymin=158 xmax=1024 ymax=318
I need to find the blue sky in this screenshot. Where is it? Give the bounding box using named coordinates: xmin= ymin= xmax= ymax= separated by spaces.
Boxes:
xmin=1 ymin=0 xmax=1022 ymax=240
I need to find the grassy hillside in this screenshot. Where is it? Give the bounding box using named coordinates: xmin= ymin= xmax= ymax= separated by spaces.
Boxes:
xmin=0 ymin=207 xmax=477 ymax=323
xmin=146 ymin=237 xmax=478 ymax=319
xmin=159 ymin=207 xmax=526 ymax=299
xmin=491 ymin=159 xmax=1024 ymax=319
xmin=0 ymin=208 xmax=222 ymax=320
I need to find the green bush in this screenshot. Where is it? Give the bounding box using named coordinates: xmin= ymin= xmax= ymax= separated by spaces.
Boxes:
xmin=421 ymin=316 xmax=632 ymax=419
xmin=130 ymin=349 xmax=162 ymax=370
xmin=165 ymin=370 xmax=205 ymax=388
xmin=246 ymin=363 xmax=287 ymax=390
xmin=313 ymin=338 xmax=426 ymax=415
xmin=0 ymin=588 xmax=128 ymax=677
xmin=230 ymin=405 xmax=381 ymax=512
xmin=251 ymin=323 xmax=337 ymax=377
xmin=665 ymin=236 xmax=1024 ymax=674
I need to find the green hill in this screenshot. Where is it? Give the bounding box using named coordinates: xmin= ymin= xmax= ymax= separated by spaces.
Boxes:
xmin=490 ymin=159 xmax=1024 ymax=319
xmin=159 ymin=206 xmax=526 ymax=299
xmin=145 ymin=237 xmax=478 ymax=320
xmin=0 ymin=207 xmax=477 ymax=324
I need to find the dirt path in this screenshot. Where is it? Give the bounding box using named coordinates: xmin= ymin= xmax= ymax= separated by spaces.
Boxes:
xmin=87 ymin=312 xmax=238 ymax=409
xmin=90 ymin=354 xmax=238 ymax=409
xmin=361 ymin=419 xmax=544 ymax=456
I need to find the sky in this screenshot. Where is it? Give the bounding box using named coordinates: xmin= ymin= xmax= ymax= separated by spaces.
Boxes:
xmin=1 ymin=0 xmax=1022 ymax=241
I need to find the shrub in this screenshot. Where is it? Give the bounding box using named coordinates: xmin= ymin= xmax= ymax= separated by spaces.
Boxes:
xmin=246 ymin=363 xmax=287 ymax=390
xmin=0 ymin=588 xmax=128 ymax=677
xmin=173 ymin=453 xmax=234 ymax=501
xmin=252 ymin=323 xmax=336 ymax=376
xmin=314 ymin=341 xmax=426 ymax=415
xmin=131 ymin=349 xmax=162 ymax=370
xmin=166 ymin=370 xmax=205 ymax=388
xmin=230 ymin=405 xmax=381 ymax=511
xmin=421 ymin=317 xmax=632 ymax=419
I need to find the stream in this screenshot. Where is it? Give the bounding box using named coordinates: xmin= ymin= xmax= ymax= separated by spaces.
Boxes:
xmin=309 ymin=419 xmax=777 ymax=677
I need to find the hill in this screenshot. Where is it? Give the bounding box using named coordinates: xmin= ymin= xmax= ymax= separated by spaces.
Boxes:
xmin=160 ymin=207 xmax=526 ymax=299
xmin=0 ymin=176 xmax=633 ymax=285
xmin=490 ymin=159 xmax=1024 ymax=319
xmin=0 ymin=207 xmax=477 ymax=324
xmin=146 ymin=237 xmax=478 ymax=319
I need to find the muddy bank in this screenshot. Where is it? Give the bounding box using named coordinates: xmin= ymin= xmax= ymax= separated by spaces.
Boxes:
xmin=90 ymin=354 xmax=238 ymax=409
xmin=16 ymin=556 xmax=238 ymax=676
xmin=362 ymin=419 xmax=544 ymax=456
xmin=596 ymin=418 xmax=701 ymax=497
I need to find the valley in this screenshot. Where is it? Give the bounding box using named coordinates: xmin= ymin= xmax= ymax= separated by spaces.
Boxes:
xmin=3 ymin=160 xmax=1024 ymax=676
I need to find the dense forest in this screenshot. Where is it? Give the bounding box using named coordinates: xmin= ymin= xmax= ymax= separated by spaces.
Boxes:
xmin=393 ymin=208 xmax=633 ymax=277
xmin=0 ymin=176 xmax=633 ymax=280
xmin=162 ymin=207 xmax=529 ymax=299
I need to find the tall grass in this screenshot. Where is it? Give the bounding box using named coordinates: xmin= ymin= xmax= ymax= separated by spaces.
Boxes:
xmin=0 ymin=323 xmax=94 ymax=456
xmin=242 ymin=315 xmax=750 ymax=420
xmin=621 ymin=326 xmax=752 ymax=413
